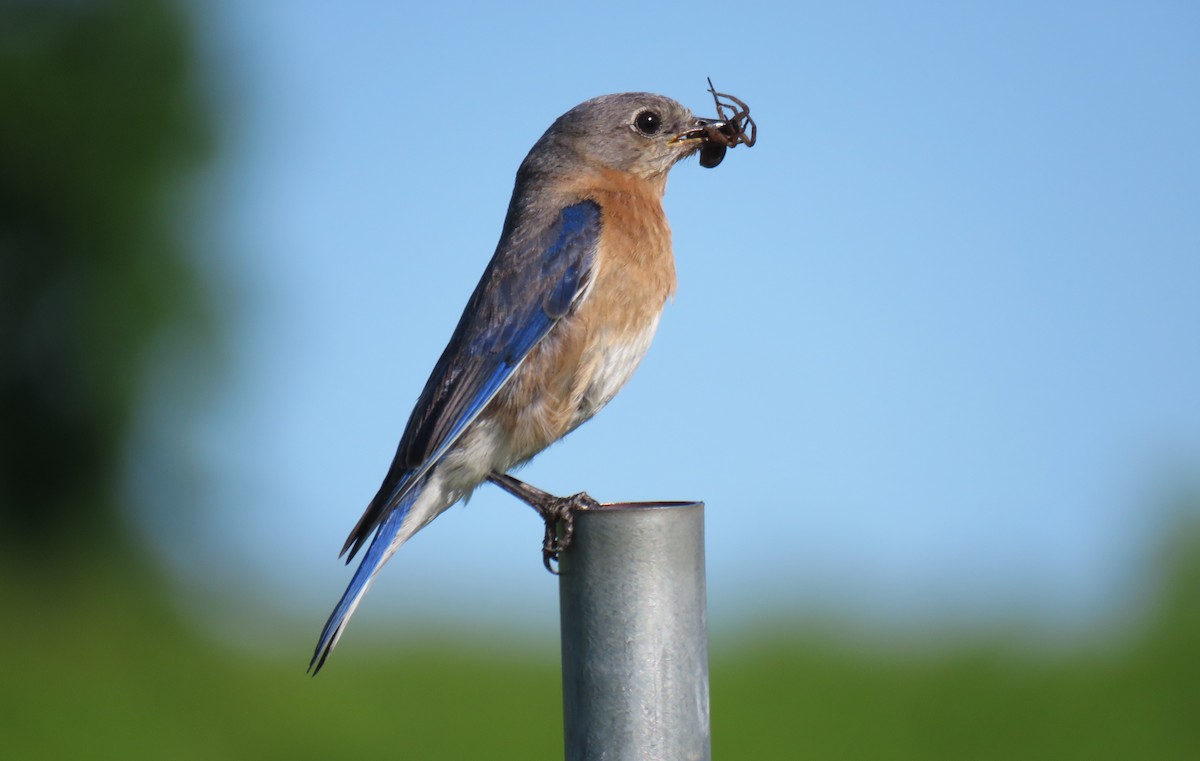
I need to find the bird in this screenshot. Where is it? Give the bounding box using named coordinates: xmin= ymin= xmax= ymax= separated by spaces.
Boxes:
xmin=310 ymin=89 xmax=743 ymax=673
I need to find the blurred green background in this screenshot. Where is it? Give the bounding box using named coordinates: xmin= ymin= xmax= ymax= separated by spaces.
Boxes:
xmin=3 ymin=1 xmax=1198 ymax=758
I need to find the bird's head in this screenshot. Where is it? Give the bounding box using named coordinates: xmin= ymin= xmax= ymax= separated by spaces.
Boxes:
xmin=526 ymin=92 xmax=722 ymax=182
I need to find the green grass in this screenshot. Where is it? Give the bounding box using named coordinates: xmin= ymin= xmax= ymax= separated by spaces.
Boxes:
xmin=4 ymin=542 xmax=1198 ymax=760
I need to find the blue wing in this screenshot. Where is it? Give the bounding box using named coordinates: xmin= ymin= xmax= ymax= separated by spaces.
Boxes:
xmin=309 ymin=200 xmax=602 ymax=672
xmin=340 ymin=199 xmax=602 ymax=559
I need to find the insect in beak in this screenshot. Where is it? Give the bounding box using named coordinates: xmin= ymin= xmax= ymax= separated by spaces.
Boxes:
xmin=672 ymin=78 xmax=757 ymax=168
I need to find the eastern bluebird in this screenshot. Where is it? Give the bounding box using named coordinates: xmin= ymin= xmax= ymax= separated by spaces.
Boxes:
xmin=310 ymin=89 xmax=751 ymax=672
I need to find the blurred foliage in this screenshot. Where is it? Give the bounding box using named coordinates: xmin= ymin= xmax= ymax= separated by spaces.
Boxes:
xmin=0 ymin=0 xmax=211 ymax=555
xmin=714 ymin=521 xmax=1200 ymax=760
xmin=2 ymin=515 xmax=1197 ymax=759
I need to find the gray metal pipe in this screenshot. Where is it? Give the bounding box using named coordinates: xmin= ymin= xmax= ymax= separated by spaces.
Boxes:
xmin=558 ymin=501 xmax=710 ymax=761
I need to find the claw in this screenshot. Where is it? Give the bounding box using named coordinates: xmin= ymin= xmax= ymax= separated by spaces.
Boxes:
xmin=540 ymin=492 xmax=599 ymax=573
xmin=487 ymin=473 xmax=598 ymax=574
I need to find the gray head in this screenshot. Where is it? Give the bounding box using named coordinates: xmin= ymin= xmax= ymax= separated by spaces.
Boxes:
xmin=521 ymin=92 xmax=717 ymax=181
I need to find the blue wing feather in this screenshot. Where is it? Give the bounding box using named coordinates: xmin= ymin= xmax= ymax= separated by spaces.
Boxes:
xmin=338 ymin=199 xmax=602 ymax=560
xmin=543 ymin=204 xmax=598 ymax=317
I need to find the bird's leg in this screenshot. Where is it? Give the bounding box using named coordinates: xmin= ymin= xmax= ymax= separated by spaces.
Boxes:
xmin=487 ymin=472 xmax=599 ymax=573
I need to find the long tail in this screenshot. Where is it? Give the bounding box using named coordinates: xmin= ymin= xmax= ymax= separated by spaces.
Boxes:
xmin=309 ymin=487 xmax=421 ymax=674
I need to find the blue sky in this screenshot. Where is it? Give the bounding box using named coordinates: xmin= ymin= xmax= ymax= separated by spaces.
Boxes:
xmin=129 ymin=1 xmax=1200 ymax=645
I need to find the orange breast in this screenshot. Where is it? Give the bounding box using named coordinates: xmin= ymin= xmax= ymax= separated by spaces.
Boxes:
xmin=489 ymin=170 xmax=677 ymax=466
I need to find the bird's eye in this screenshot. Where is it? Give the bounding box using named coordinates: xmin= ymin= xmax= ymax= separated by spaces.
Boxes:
xmin=633 ymin=110 xmax=662 ymax=136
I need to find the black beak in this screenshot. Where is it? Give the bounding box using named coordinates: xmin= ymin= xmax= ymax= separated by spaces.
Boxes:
xmin=672 ymin=117 xmax=725 ymax=144
xmin=672 ymin=117 xmax=730 ymax=168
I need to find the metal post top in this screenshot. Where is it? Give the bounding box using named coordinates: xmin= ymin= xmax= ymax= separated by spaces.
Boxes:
xmin=577 ymin=500 xmax=702 ymax=512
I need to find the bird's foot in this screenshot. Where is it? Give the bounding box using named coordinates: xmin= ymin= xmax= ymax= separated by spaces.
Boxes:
xmin=487 ymin=473 xmax=599 ymax=573
xmin=537 ymin=490 xmax=599 ymax=574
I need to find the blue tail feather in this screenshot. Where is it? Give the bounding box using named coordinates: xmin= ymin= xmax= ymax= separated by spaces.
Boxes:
xmin=309 ymin=489 xmax=418 ymax=674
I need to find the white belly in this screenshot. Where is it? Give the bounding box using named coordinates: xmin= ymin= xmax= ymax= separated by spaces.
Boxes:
xmin=575 ymin=312 xmax=662 ymax=427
